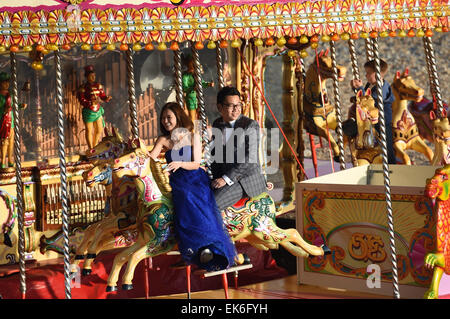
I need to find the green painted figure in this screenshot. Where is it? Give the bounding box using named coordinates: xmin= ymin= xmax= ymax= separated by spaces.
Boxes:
xmin=182 ymin=55 xmax=214 ymax=123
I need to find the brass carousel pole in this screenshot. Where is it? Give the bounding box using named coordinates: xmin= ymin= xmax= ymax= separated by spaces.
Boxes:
xmin=423 ymin=36 xmax=444 ymax=115
xmin=281 ymin=53 xmax=296 ymax=202
xmin=216 ymin=44 xmax=225 ymax=90
xmin=54 ymin=49 xmax=71 ymax=299
xmin=371 ymin=37 xmax=400 ymax=299
xmin=295 ymin=56 xmax=306 ymax=181
xmin=34 ymin=71 xmax=43 ymax=161
xmin=126 ymin=47 xmax=139 ymax=139
xmin=11 ymin=51 xmax=26 ymax=299
xmin=365 ymin=38 xmax=374 ymax=61
xmin=347 ymin=38 xmax=361 ymax=166
xmin=330 ymin=40 xmax=345 ymax=170
xmin=173 ymin=48 xmax=184 ymax=109
xmin=348 ymin=39 xmax=361 ymax=93
xmin=191 ymin=41 xmax=212 ymax=178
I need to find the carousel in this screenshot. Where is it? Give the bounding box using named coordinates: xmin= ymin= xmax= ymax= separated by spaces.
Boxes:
xmin=0 ymin=0 xmax=448 ymax=300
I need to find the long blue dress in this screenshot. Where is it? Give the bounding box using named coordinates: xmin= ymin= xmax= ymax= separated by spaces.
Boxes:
xmin=166 ymin=145 xmax=237 ymax=271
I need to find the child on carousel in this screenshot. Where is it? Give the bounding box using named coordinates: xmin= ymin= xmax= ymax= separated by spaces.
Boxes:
xmin=148 ymin=102 xmax=237 ymax=271
xmin=0 ymin=72 xmax=27 ymax=169
xmin=350 ymin=59 xmax=396 ymax=164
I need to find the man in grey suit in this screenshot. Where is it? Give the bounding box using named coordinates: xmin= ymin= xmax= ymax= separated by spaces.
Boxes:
xmin=210 ymin=86 xmax=267 ymax=211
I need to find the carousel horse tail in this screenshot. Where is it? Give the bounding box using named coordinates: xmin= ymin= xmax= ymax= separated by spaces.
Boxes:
xmin=149 ymin=157 xmax=172 ymax=199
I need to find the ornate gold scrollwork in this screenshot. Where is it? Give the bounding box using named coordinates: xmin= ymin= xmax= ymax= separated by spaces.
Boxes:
xmin=348 ymin=232 xmax=387 ymax=263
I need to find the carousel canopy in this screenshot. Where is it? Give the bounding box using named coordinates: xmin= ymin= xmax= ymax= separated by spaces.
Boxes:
xmin=0 ymin=0 xmax=447 ymax=49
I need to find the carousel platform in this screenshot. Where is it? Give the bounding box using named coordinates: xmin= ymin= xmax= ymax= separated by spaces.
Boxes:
xmin=151 ymin=275 xmax=390 ymax=299
xmin=0 ymin=241 xmax=288 ymax=299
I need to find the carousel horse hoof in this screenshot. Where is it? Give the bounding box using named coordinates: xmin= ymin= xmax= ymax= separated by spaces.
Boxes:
xmin=122 ymin=284 xmax=133 ymax=291
xmin=321 ymin=244 xmax=332 ymax=256
xmin=86 ymin=253 xmax=97 ymax=259
xmin=74 ymin=254 xmax=85 ymax=260
xmin=333 ymin=155 xmax=340 ymax=163
xmin=199 ymin=248 xmax=214 ymax=264
xmin=82 ymin=269 xmax=92 ymax=276
xmin=106 ymin=285 xmax=117 ymax=292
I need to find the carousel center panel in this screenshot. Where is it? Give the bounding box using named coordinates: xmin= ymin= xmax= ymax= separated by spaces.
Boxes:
xmin=296 ymin=164 xmax=439 ymax=298
xmin=0 ymin=157 xmax=106 ymax=267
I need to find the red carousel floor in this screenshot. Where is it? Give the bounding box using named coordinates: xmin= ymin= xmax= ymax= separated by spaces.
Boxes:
xmin=0 ymin=242 xmax=288 ymax=299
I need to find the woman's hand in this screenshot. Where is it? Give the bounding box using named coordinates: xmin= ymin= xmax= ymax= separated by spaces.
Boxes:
xmin=166 ymin=161 xmax=184 ymax=172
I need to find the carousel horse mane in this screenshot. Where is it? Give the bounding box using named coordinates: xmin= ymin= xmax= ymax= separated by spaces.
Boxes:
xmin=124 ymin=138 xmax=172 ymax=199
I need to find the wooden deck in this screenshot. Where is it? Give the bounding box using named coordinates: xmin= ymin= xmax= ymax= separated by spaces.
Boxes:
xmin=150 ymin=275 xmax=391 ymax=299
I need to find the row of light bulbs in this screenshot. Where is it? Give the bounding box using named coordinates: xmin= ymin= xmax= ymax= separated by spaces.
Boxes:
xmin=0 ymin=27 xmax=444 ymax=70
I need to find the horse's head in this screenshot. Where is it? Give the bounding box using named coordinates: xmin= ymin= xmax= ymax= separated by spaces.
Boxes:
xmin=425 ymin=165 xmax=450 ymax=201
xmin=82 ymin=162 xmax=113 ymax=188
xmin=86 ymin=127 xmax=127 ymax=163
xmin=315 ymin=49 xmax=347 ymax=81
xmin=430 ymin=109 xmax=450 ymax=142
xmin=392 ymin=68 xmax=424 ymax=103
xmin=356 ymin=89 xmax=378 ymax=125
xmin=355 ymin=89 xmax=378 ymax=149
xmin=111 ymin=138 xmax=152 ymax=180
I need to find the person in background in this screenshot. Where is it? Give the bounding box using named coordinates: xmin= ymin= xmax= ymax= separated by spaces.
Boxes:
xmin=350 ymin=59 xmax=396 ymax=164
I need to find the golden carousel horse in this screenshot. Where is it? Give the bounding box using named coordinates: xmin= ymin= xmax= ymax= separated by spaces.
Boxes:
xmin=391 ymin=69 xmax=433 ymax=165
xmin=429 ymin=109 xmax=450 ymax=166
xmin=71 ymin=128 xmax=139 ymax=275
xmin=347 ymin=89 xmax=383 ymax=166
xmin=424 ymin=164 xmax=450 ymax=299
xmin=303 ymin=49 xmax=347 ymax=162
xmin=104 ymin=138 xmax=328 ymax=291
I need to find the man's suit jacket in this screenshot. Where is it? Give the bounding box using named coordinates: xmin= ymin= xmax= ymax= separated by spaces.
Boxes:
xmin=211 ymin=115 xmax=266 ymax=198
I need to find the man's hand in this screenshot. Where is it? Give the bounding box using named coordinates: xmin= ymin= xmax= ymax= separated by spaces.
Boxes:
xmin=211 ymin=177 xmax=226 ymax=189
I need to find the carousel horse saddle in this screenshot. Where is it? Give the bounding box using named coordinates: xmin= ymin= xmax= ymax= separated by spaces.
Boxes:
xmin=409 ymin=97 xmax=449 ymax=115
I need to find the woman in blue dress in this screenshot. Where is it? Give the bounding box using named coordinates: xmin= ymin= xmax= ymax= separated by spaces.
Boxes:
xmin=149 ymin=102 xmax=237 ymax=271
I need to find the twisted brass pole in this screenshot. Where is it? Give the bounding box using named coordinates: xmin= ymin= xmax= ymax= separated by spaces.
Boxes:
xmin=423 ymin=36 xmax=444 ymax=116
xmin=216 ymin=44 xmax=225 ymax=90
xmin=348 ymin=39 xmax=361 ymax=93
xmin=55 ymin=50 xmax=71 ymax=299
xmin=371 ymin=37 xmax=400 ymax=299
xmin=365 ymin=38 xmax=374 ymax=61
xmin=191 ymin=42 xmax=212 ymax=178
xmin=330 ymin=41 xmax=345 ymax=170
xmin=126 ymin=48 xmax=139 ymax=139
xmin=11 ymin=52 xmax=26 ymax=299
xmin=173 ymin=48 xmax=184 ymax=109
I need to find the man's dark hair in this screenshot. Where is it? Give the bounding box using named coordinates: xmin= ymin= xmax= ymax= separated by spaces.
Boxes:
xmin=217 ymin=86 xmax=241 ymax=105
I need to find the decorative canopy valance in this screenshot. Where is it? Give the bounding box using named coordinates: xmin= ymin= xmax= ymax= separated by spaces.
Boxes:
xmin=0 ymin=0 xmax=447 ymax=50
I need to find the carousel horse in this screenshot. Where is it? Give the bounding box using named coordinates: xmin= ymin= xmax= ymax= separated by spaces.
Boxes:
xmin=424 ymin=164 xmax=450 ymax=299
xmin=430 ymin=110 xmax=450 ymax=166
xmin=409 ymin=96 xmax=449 ymax=144
xmin=105 ymin=139 xmax=328 ymax=291
xmin=71 ymin=127 xmax=139 ymax=275
xmin=346 ymin=89 xmax=383 ymax=166
xmin=391 ymin=69 xmax=433 ymax=165
xmin=303 ymin=49 xmax=347 ymax=162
